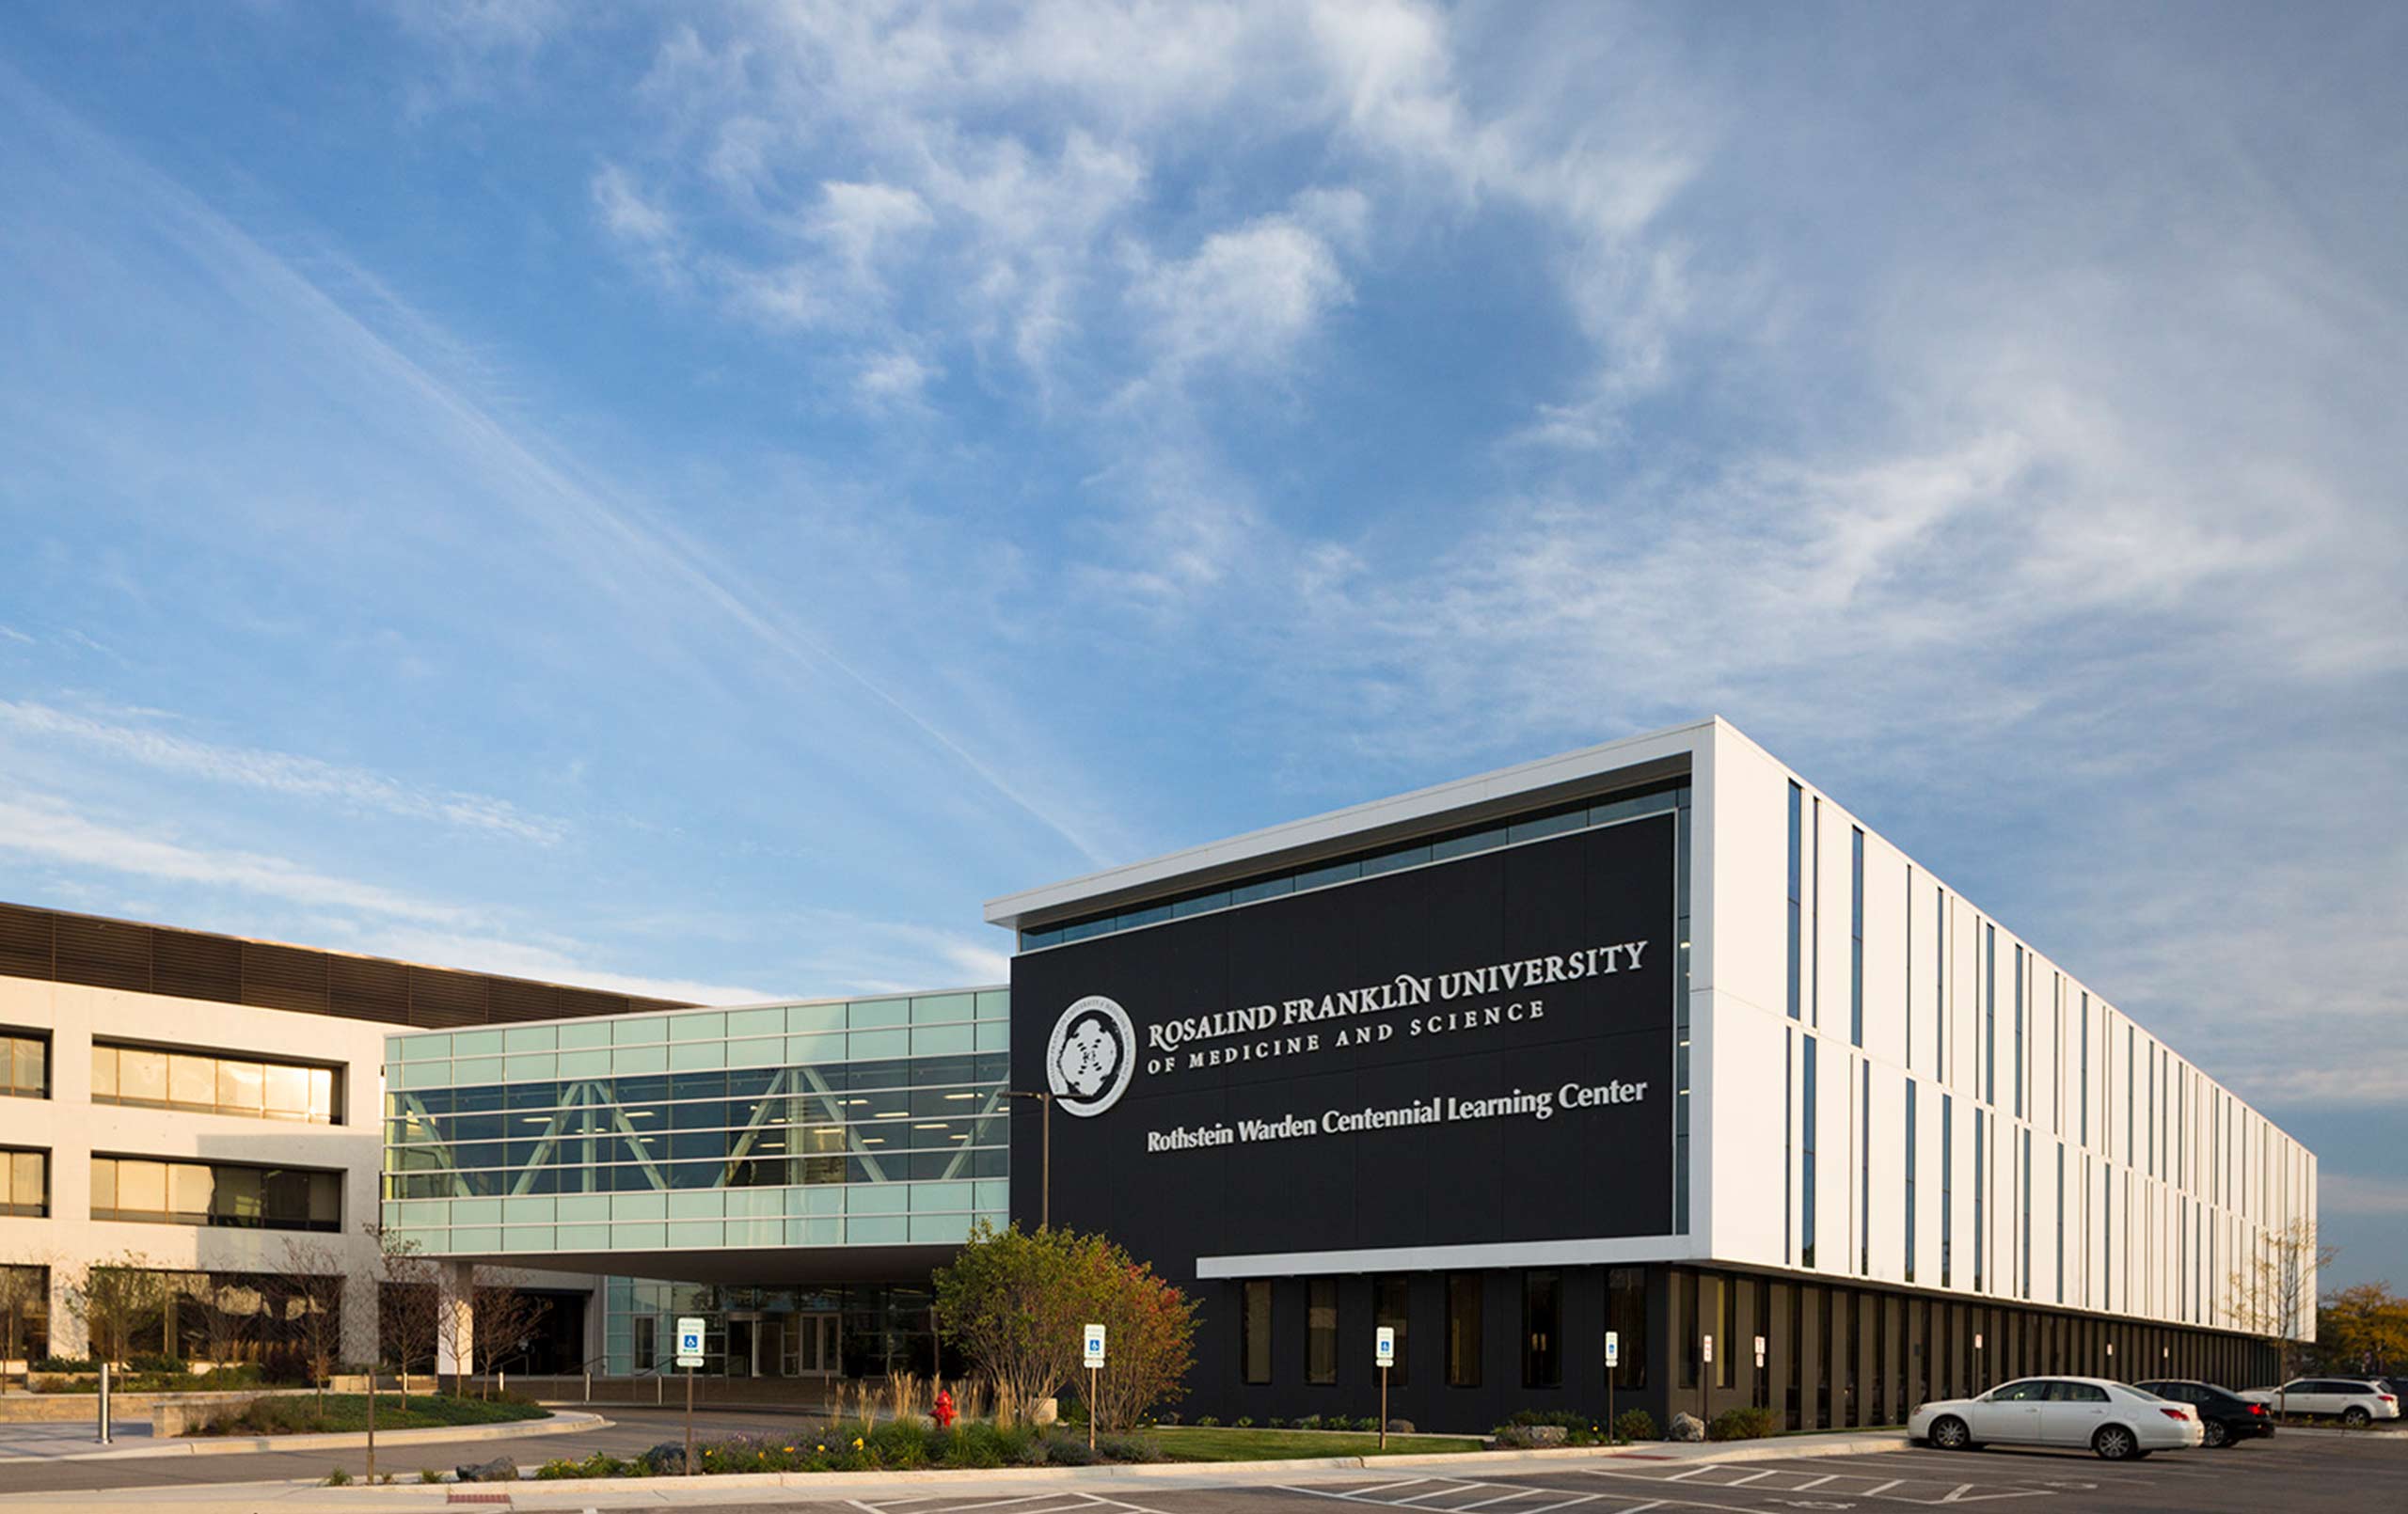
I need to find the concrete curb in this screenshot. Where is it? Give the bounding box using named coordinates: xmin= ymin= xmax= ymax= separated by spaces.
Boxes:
xmin=0 ymin=1432 xmax=1911 ymax=1511
xmin=0 ymin=1411 xmax=605 ymax=1464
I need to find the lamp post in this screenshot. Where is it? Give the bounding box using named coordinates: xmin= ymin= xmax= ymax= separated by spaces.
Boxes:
xmin=1005 ymin=1090 xmax=1053 ymax=1228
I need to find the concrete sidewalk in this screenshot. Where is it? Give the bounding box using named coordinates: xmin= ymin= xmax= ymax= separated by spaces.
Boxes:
xmin=0 ymin=1411 xmax=605 ymax=1464
xmin=0 ymin=1432 xmax=1910 ymax=1511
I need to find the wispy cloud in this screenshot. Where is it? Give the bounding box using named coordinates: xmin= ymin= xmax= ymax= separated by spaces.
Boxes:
xmin=0 ymin=700 xmax=567 ymax=844
xmin=0 ymin=790 xmax=478 ymax=927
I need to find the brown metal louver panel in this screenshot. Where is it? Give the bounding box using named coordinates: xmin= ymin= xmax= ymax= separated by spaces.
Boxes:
xmin=405 ymin=967 xmax=488 ymax=1028
xmin=556 ymin=986 xmax=630 ymax=1019
xmin=627 ymin=996 xmax=692 ymax=1016
xmin=53 ymin=916 xmax=153 ymax=992
xmin=0 ymin=904 xmax=53 ymax=982
xmin=240 ymin=941 xmax=328 ymax=1013
xmin=151 ymin=931 xmax=243 ymax=1004
xmin=328 ymin=955 xmax=410 ymax=1024
xmin=485 ymin=978 xmax=562 ymax=1022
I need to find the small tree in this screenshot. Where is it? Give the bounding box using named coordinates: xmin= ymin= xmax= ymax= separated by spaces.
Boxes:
xmin=934 ymin=1222 xmax=1197 ymax=1431
xmin=0 ymin=1261 xmax=50 ymax=1391
xmin=2319 ymin=1282 xmax=2408 ymax=1379
xmin=369 ymin=1225 xmax=441 ymax=1405
xmin=472 ymin=1272 xmax=551 ymax=1396
xmin=2228 ymin=1219 xmax=2335 ymax=1411
xmin=276 ymin=1239 xmax=347 ymax=1413
xmin=67 ymin=1254 xmax=166 ymax=1364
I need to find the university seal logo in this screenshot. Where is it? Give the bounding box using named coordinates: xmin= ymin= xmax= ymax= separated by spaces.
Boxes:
xmin=1046 ymin=995 xmax=1135 ymax=1117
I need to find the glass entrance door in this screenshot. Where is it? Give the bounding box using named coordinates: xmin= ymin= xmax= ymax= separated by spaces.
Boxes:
xmin=791 ymin=1313 xmax=839 ymax=1376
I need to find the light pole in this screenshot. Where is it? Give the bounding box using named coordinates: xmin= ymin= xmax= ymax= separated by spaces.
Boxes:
xmin=1005 ymin=1090 xmax=1053 ymax=1228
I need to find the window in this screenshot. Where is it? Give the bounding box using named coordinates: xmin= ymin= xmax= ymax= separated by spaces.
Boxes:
xmin=1801 ymin=1036 xmax=1818 ymax=1269
xmin=0 ymin=1033 xmax=47 ymax=1098
xmin=1242 ymin=1280 xmax=1273 ymax=1384
xmin=1784 ymin=1030 xmax=1795 ymax=1263
xmin=2055 ymin=1143 xmax=2066 ymax=1305
xmin=1905 ymin=1080 xmax=1919 ymax=1283
xmin=1307 ymin=1279 xmax=1338 ymax=1385
xmin=92 ymin=1043 xmax=340 ymax=1124
xmin=0 ymin=1148 xmax=47 ymax=1217
xmin=1608 ymin=1268 xmax=1646 ymax=1389
xmin=1984 ymin=924 xmax=1997 ymax=1105
xmin=1861 ymin=1061 xmax=1873 ymax=1274
xmin=1849 ymin=828 xmax=1864 ymax=1047
xmin=1941 ymin=1093 xmax=1955 ymax=1287
xmin=2079 ymin=993 xmax=2090 ymax=1146
xmin=2012 ymin=945 xmax=2024 ymax=1119
xmin=88 ymin=1157 xmax=339 ymax=1231
xmin=2020 ymin=1129 xmax=2033 ymax=1301
xmin=1373 ymin=1277 xmax=1410 ymax=1387
xmin=1812 ymin=798 xmax=1822 ymax=1026
xmin=0 ymin=1264 xmax=49 ymax=1362
xmin=1446 ymin=1274 xmax=1481 ymax=1387
xmin=1935 ymin=889 xmax=1947 ymax=1083
xmin=1787 ymin=783 xmax=1803 ymax=1020
xmin=1523 ymin=1271 xmax=1560 ymax=1388
xmin=1973 ymin=1112 xmax=1986 ymax=1292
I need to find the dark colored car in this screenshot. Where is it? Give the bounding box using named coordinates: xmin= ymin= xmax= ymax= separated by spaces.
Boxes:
xmin=2136 ymin=1380 xmax=2274 ymax=1448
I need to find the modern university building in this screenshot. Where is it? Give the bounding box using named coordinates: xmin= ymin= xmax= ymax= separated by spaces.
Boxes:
xmin=0 ymin=719 xmax=2316 ymax=1431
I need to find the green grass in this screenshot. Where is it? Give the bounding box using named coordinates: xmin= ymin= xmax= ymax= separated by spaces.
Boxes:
xmin=196 ymin=1393 xmax=549 ymax=1436
xmin=1149 ymin=1426 xmax=1480 ymax=1461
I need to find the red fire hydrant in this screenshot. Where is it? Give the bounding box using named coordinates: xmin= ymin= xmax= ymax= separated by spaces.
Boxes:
xmin=932 ymin=1388 xmax=957 ymax=1428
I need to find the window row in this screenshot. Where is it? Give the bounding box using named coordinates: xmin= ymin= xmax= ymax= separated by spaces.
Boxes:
xmin=1022 ymin=784 xmax=1688 ymax=951
xmin=91 ymin=1042 xmax=341 ymax=1124
xmin=0 ymin=1033 xmax=46 ymax=1098
xmin=88 ymin=1156 xmax=342 ymax=1232
xmin=386 ymin=1056 xmax=1008 ymax=1118
xmin=383 ymin=1146 xmax=1007 ymax=1198
xmin=1237 ymin=1269 xmax=1648 ymax=1391
xmin=388 ymin=1123 xmax=1005 ymax=1172
xmin=0 ymin=1147 xmax=46 ymax=1217
xmin=390 ymin=1092 xmax=1003 ymax=1147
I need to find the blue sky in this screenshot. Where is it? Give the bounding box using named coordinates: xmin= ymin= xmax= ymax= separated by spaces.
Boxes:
xmin=0 ymin=3 xmax=2400 ymax=1284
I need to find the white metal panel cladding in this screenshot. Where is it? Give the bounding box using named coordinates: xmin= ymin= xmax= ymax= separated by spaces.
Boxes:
xmin=1707 ymin=719 xmax=2317 ymax=1341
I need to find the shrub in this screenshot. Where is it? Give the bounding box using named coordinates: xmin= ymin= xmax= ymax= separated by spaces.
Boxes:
xmin=1707 ymin=1407 xmax=1780 ymax=1443
xmin=418 ymin=1469 xmax=442 ymax=1484
xmin=1234 ymin=1415 xmax=1255 ymax=1427
xmin=1612 ymin=1408 xmax=1658 ymax=1443
xmin=129 ymin=1354 xmax=188 ymax=1374
xmin=1294 ymin=1413 xmax=1323 ymax=1431
xmin=1266 ymin=1416 xmax=1289 ymax=1429
xmin=1044 ymin=1434 xmax=1097 ymax=1467
xmin=1195 ymin=1415 xmax=1220 ymax=1427
xmin=33 ymin=1357 xmax=96 ymax=1373
xmin=1096 ymin=1432 xmax=1165 ymax=1463
xmin=324 ymin=1468 xmax=352 ymax=1487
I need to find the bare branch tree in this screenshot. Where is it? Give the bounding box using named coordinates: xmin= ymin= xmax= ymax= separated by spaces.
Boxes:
xmin=471 ymin=1270 xmax=551 ymax=1398
xmin=366 ymin=1223 xmax=440 ymax=1405
xmin=276 ymin=1238 xmax=347 ymax=1415
xmin=2226 ymin=1218 xmax=2337 ymax=1414
xmin=191 ymin=1273 xmax=261 ymax=1374
xmin=66 ymin=1253 xmax=166 ymax=1365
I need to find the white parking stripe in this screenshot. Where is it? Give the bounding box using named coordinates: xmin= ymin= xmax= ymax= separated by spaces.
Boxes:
xmin=1720 ymin=1471 xmax=1774 ymax=1486
xmin=1348 ymin=1480 xmax=1434 ymax=1497
xmin=1510 ymin=1495 xmax=1600 ymax=1514
xmin=1452 ymin=1490 xmax=1542 ymax=1509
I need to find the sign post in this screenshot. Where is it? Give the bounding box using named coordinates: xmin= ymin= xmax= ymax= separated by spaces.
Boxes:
xmin=96 ymin=1360 xmax=111 ymax=1446
xmin=1753 ymin=1334 xmax=1766 ymax=1411
xmin=675 ymin=1317 xmax=705 ymax=1475
xmin=1701 ymin=1334 xmax=1713 ymax=1425
xmin=1605 ymin=1331 xmax=1619 ymax=1439
xmin=1083 ymin=1324 xmax=1106 ymax=1453
xmin=1373 ymin=1327 xmax=1396 ymax=1449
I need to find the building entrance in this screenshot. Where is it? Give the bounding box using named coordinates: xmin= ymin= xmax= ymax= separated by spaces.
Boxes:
xmin=725 ymin=1311 xmax=841 ymax=1377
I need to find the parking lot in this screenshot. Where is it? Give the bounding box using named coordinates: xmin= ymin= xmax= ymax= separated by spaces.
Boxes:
xmin=659 ymin=1437 xmax=2408 ymax=1514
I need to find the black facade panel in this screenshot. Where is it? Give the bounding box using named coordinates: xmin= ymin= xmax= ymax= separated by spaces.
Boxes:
xmin=1010 ymin=813 xmax=1678 ymax=1427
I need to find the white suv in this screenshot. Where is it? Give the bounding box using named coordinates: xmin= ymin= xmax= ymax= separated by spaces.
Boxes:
xmin=2237 ymin=1379 xmax=2401 ymax=1427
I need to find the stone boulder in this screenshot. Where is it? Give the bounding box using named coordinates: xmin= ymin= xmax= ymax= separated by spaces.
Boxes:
xmin=1032 ymin=1396 xmax=1060 ymax=1427
xmin=1669 ymin=1412 xmax=1705 ymax=1443
xmin=453 ymin=1456 xmax=518 ymax=1483
xmin=1385 ymin=1418 xmax=1416 ymax=1435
